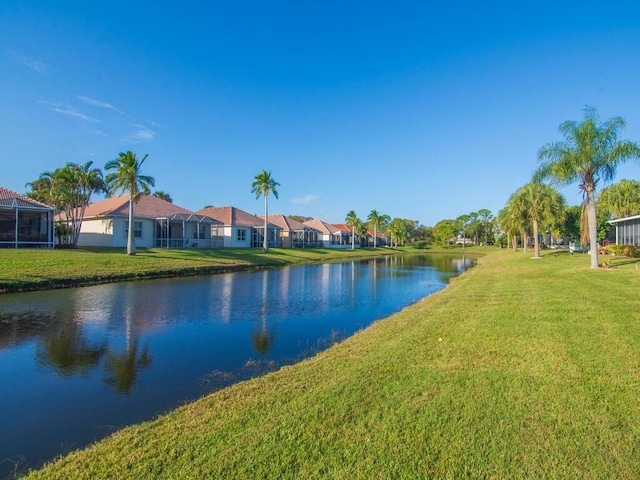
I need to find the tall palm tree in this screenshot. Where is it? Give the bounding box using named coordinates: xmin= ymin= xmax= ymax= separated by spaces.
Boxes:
xmin=534 ymin=106 xmax=640 ymax=268
xmin=367 ymin=210 xmax=389 ymax=248
xmin=105 ymin=151 xmax=155 ymax=255
xmin=345 ymin=210 xmax=359 ymax=250
xmin=251 ymin=170 xmax=280 ymax=252
xmin=522 ymin=183 xmax=566 ymax=258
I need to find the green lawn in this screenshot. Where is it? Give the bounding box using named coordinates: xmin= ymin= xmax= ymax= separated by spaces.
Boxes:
xmin=22 ymin=247 xmax=640 ymax=479
xmin=0 ymin=246 xmax=396 ymax=293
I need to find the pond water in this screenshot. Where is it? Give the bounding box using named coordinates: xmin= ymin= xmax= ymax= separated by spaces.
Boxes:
xmin=0 ymin=254 xmax=473 ymax=477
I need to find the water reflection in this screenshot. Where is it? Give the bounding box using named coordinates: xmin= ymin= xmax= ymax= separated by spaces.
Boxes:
xmin=35 ymin=316 xmax=107 ymax=377
xmin=0 ymin=254 xmax=473 ymax=478
xmin=103 ymin=340 xmax=152 ymax=394
xmin=252 ymin=270 xmax=275 ymax=355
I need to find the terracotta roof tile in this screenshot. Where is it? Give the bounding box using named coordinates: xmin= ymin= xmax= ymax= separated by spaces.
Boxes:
xmin=258 ymin=214 xmax=318 ymax=232
xmin=303 ymin=219 xmax=340 ymax=234
xmin=83 ymin=194 xmax=216 ymax=221
xmin=196 ymin=206 xmax=273 ymax=228
xmin=331 ymin=223 xmax=353 ymax=234
xmin=0 ymin=187 xmax=53 ymax=209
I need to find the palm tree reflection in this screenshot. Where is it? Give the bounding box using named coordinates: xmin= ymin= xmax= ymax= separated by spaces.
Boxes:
xmin=103 ymin=340 xmax=152 ymax=394
xmin=35 ymin=316 xmax=107 ymax=376
xmin=103 ymin=305 xmax=152 ymax=394
xmin=252 ymin=270 xmax=275 ymax=355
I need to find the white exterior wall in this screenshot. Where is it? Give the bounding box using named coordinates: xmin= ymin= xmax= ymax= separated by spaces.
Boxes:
xmin=227 ymin=226 xmax=253 ymax=248
xmin=77 ymin=218 xmax=114 ymax=247
xmin=78 ymin=216 xmax=155 ymax=248
xmin=320 ymin=233 xmax=332 ymax=248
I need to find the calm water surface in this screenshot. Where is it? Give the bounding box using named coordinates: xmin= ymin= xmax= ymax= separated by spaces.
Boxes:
xmin=0 ymin=254 xmax=473 ymax=477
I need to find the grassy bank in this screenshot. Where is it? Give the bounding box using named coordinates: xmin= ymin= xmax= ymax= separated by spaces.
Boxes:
xmin=0 ymin=246 xmax=399 ymax=293
xmin=22 ymin=247 xmax=640 ymax=478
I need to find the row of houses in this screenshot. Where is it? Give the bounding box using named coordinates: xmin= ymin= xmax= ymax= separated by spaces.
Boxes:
xmin=0 ymin=187 xmax=388 ymax=249
xmin=5 ymin=185 xmax=640 ymax=249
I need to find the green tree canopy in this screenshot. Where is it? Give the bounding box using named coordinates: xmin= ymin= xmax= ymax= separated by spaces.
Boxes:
xmin=432 ymin=219 xmax=457 ymax=245
xmin=598 ymin=179 xmax=640 ymax=219
xmin=152 ymin=191 xmax=173 ymax=203
xmin=27 ymin=161 xmax=105 ymax=247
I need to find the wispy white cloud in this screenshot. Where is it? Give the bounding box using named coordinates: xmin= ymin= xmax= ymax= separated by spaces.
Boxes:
xmin=77 ymin=95 xmax=124 ymax=114
xmin=122 ymin=123 xmax=156 ymax=143
xmin=292 ymin=194 xmax=319 ymax=206
xmin=16 ymin=54 xmax=47 ymax=73
xmin=40 ymin=101 xmax=101 ymax=123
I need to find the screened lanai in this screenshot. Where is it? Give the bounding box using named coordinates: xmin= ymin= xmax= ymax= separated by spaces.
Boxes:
xmin=0 ymin=187 xmax=54 ymax=248
xmin=290 ymin=225 xmax=321 ymax=248
xmin=155 ymin=213 xmax=223 ymax=248
xmin=609 ymin=215 xmax=640 ymax=246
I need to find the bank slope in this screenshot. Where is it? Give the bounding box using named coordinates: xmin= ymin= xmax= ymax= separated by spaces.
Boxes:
xmin=26 ymin=249 xmax=640 ymax=479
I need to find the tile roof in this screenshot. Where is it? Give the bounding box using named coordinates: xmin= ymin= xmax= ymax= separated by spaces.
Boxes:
xmin=83 ymin=194 xmax=217 ymax=221
xmin=303 ymin=219 xmax=341 ymax=235
xmin=197 ymin=206 xmax=278 ymax=228
xmin=331 ymin=223 xmax=354 ymax=234
xmin=0 ymin=187 xmax=53 ymax=209
xmin=258 ymin=214 xmax=318 ymax=232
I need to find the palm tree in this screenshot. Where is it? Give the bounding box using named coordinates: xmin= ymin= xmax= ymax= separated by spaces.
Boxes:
xmin=598 ymin=179 xmax=640 ymax=219
xmin=367 ymin=210 xmax=390 ymax=248
xmin=534 ymin=106 xmax=640 ymax=268
xmin=387 ymin=218 xmax=408 ymax=248
xmin=356 ymin=219 xmax=369 ymax=247
xmin=477 ymin=208 xmax=493 ymax=245
xmin=26 ymin=161 xmax=105 ymax=247
xmin=521 ymin=183 xmax=566 ymax=258
xmin=499 ymin=189 xmax=531 ymax=251
xmin=345 ymin=210 xmax=360 ymax=250
xmin=251 ymin=170 xmax=280 ymax=252
xmin=152 ymin=190 xmax=173 ymax=203
xmin=105 ymin=151 xmax=155 ymax=255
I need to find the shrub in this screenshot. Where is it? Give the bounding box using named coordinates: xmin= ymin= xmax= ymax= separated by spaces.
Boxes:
xmin=605 ymin=244 xmax=640 ymax=257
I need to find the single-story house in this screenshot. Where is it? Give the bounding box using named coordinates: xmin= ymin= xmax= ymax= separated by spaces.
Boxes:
xmin=366 ymin=229 xmax=388 ymax=247
xmin=197 ymin=206 xmax=282 ymax=248
xmin=0 ymin=187 xmax=54 ymax=248
xmin=332 ymin=223 xmax=359 ymax=248
xmin=303 ymin=219 xmax=352 ymax=249
xmin=609 ymin=214 xmax=640 ymax=246
xmin=259 ymin=214 xmax=321 ymax=248
xmin=77 ymin=194 xmax=222 ymax=248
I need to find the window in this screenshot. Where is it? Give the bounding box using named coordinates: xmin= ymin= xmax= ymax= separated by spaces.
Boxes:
xmin=124 ymin=220 xmax=143 ymax=238
xmin=237 ymin=228 xmax=246 ymax=242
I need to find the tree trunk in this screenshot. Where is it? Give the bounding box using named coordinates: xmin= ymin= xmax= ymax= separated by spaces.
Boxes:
xmin=127 ymin=197 xmax=136 ymax=255
xmin=533 ymin=219 xmax=542 ymax=258
xmin=263 ymin=194 xmax=269 ymax=253
xmin=586 ymin=188 xmax=599 ymax=269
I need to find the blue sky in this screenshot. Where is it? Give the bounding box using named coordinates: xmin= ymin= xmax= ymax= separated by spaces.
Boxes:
xmin=2 ymin=1 xmax=640 ymax=226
